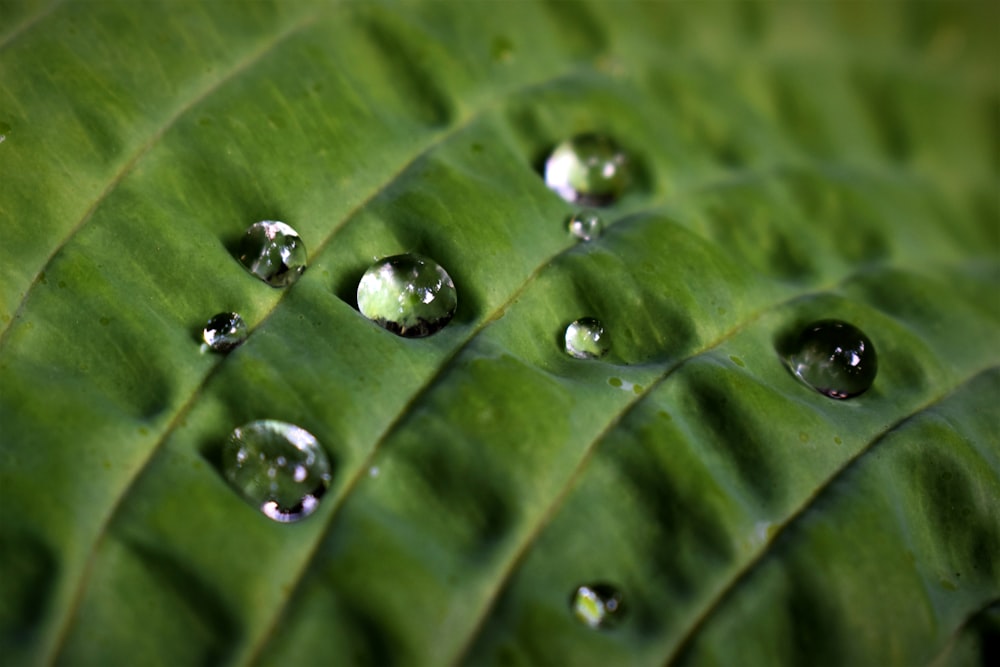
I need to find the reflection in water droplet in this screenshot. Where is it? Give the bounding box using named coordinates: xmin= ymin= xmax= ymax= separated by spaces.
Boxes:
xmin=202 ymin=312 xmax=248 ymax=352
xmin=238 ymin=221 xmax=307 ymax=287
xmin=570 ymin=583 xmax=625 ymax=629
xmin=545 ymin=133 xmax=629 ymax=206
xmin=356 ymin=254 xmax=457 ymax=337
xmin=564 ymin=318 xmax=609 ymax=359
xmin=567 ymin=210 xmax=603 ymax=241
xmin=222 ymin=420 xmax=332 ymax=522
xmin=784 ymin=319 xmax=877 ymax=399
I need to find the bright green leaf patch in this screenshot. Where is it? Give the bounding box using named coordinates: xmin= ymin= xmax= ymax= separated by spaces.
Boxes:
xmin=1 ymin=2 xmax=997 ymax=666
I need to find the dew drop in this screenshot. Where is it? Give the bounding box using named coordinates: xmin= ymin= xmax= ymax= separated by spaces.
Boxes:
xmin=222 ymin=420 xmax=332 ymax=523
xmin=784 ymin=319 xmax=878 ymax=399
xmin=545 ymin=133 xmax=629 ymax=206
xmin=202 ymin=312 xmax=248 ymax=352
xmin=570 ymin=583 xmax=625 ymax=629
xmin=564 ymin=318 xmax=609 ymax=359
xmin=567 ymin=210 xmax=603 ymax=241
xmin=237 ymin=220 xmax=307 ymax=287
xmin=356 ymin=254 xmax=457 ymax=338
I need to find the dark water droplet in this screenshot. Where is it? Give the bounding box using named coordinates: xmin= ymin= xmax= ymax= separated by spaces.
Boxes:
xmin=784 ymin=320 xmax=877 ymax=399
xmin=238 ymin=221 xmax=307 ymax=287
xmin=570 ymin=583 xmax=625 ymax=629
xmin=356 ymin=254 xmax=457 ymax=337
xmin=202 ymin=312 xmax=249 ymax=352
xmin=564 ymin=318 xmax=609 ymax=359
xmin=567 ymin=209 xmax=603 ymax=241
xmin=222 ymin=420 xmax=332 ymax=523
xmin=545 ymin=133 xmax=629 ymax=206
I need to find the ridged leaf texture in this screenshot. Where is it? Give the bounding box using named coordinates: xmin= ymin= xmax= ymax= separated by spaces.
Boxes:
xmin=1 ymin=1 xmax=998 ymax=665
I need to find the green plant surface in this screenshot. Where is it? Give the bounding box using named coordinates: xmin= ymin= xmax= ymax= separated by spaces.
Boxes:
xmin=1 ymin=1 xmax=998 ymax=666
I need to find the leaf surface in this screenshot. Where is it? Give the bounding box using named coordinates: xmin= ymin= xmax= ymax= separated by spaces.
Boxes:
xmin=0 ymin=2 xmax=997 ymax=666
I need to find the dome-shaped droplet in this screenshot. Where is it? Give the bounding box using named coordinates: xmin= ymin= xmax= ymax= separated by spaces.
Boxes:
xmin=568 ymin=210 xmax=603 ymax=242
xmin=202 ymin=312 xmax=248 ymax=352
xmin=237 ymin=220 xmax=307 ymax=287
xmin=570 ymin=583 xmax=625 ymax=629
xmin=356 ymin=253 xmax=457 ymax=338
xmin=564 ymin=317 xmax=609 ymax=359
xmin=222 ymin=420 xmax=332 ymax=522
xmin=545 ymin=133 xmax=629 ymax=206
xmin=784 ymin=319 xmax=877 ymax=399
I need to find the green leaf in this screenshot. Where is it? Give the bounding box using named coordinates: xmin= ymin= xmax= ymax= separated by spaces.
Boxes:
xmin=1 ymin=1 xmax=997 ymax=666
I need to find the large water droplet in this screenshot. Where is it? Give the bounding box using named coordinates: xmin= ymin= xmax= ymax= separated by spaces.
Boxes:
xmin=545 ymin=133 xmax=629 ymax=206
xmin=567 ymin=210 xmax=603 ymax=242
xmin=564 ymin=317 xmax=609 ymax=359
xmin=356 ymin=254 xmax=457 ymax=337
xmin=238 ymin=221 xmax=307 ymax=287
xmin=784 ymin=319 xmax=877 ymax=399
xmin=222 ymin=420 xmax=332 ymax=522
xmin=570 ymin=583 xmax=625 ymax=629
xmin=202 ymin=312 xmax=248 ymax=352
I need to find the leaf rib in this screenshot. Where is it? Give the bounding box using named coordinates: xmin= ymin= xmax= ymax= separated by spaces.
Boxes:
xmin=0 ymin=5 xmax=323 ymax=352
xmin=661 ymin=365 xmax=1000 ymax=667
xmin=0 ymin=0 xmax=60 ymax=52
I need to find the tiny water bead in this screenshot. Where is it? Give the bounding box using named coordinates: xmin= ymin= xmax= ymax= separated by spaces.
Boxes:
xmin=237 ymin=220 xmax=307 ymax=287
xmin=784 ymin=319 xmax=878 ymax=399
xmin=567 ymin=210 xmax=603 ymax=241
xmin=564 ymin=318 xmax=609 ymax=359
xmin=356 ymin=253 xmax=457 ymax=338
xmin=570 ymin=583 xmax=625 ymax=629
xmin=222 ymin=420 xmax=332 ymax=523
xmin=544 ymin=133 xmax=630 ymax=206
xmin=202 ymin=312 xmax=248 ymax=352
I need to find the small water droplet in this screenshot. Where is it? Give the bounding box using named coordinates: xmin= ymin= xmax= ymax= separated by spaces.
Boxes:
xmin=784 ymin=319 xmax=878 ymax=399
xmin=570 ymin=583 xmax=625 ymax=629
xmin=567 ymin=210 xmax=603 ymax=241
xmin=0 ymin=120 xmax=10 ymax=143
xmin=202 ymin=312 xmax=249 ymax=352
xmin=368 ymin=466 xmax=380 ymax=478
xmin=564 ymin=318 xmax=609 ymax=359
xmin=608 ymin=377 xmax=623 ymax=388
xmin=729 ymin=355 xmax=746 ymax=367
xmin=356 ymin=254 xmax=457 ymax=337
xmin=222 ymin=420 xmax=332 ymax=522
xmin=545 ymin=133 xmax=630 ymax=206
xmin=238 ymin=221 xmax=307 ymax=287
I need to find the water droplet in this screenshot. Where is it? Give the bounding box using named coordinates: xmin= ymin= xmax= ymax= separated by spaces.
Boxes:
xmin=784 ymin=319 xmax=877 ymax=399
xmin=545 ymin=133 xmax=629 ymax=206
xmin=222 ymin=420 xmax=332 ymax=522
xmin=0 ymin=120 xmax=10 ymax=143
xmin=202 ymin=312 xmax=248 ymax=352
xmin=356 ymin=254 xmax=457 ymax=337
xmin=570 ymin=583 xmax=625 ymax=629
xmin=564 ymin=318 xmax=609 ymax=359
xmin=491 ymin=36 xmax=514 ymax=62
xmin=567 ymin=210 xmax=603 ymax=241
xmin=238 ymin=221 xmax=307 ymax=287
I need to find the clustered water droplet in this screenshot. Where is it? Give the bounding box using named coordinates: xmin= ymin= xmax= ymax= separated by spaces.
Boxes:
xmin=570 ymin=583 xmax=625 ymax=629
xmin=222 ymin=420 xmax=332 ymax=522
xmin=545 ymin=133 xmax=630 ymax=206
xmin=238 ymin=220 xmax=308 ymax=287
xmin=356 ymin=253 xmax=458 ymax=337
xmin=564 ymin=317 xmax=610 ymax=359
xmin=202 ymin=312 xmax=248 ymax=352
xmin=567 ymin=210 xmax=603 ymax=242
xmin=784 ymin=319 xmax=878 ymax=399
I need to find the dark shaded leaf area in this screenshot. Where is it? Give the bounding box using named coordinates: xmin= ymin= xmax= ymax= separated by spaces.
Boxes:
xmin=1 ymin=1 xmax=997 ymax=665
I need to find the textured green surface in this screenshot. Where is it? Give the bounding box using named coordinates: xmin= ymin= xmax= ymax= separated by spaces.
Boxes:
xmin=1 ymin=1 xmax=998 ymax=666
